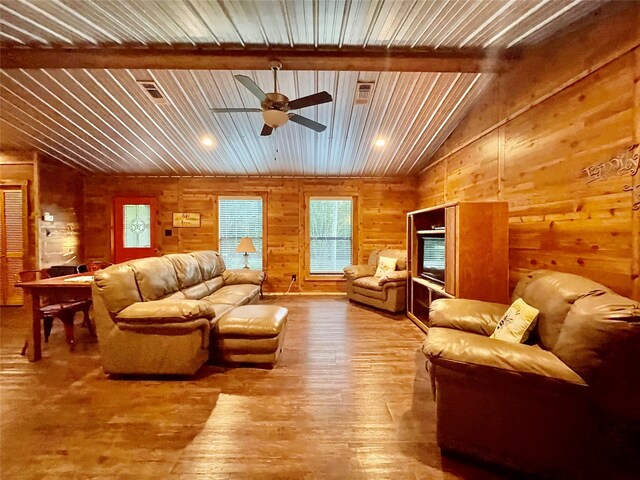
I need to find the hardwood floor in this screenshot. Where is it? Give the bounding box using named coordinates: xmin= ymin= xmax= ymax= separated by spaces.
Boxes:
xmin=1 ymin=296 xmax=507 ymax=480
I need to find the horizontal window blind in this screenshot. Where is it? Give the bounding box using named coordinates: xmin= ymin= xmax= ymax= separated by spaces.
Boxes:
xmin=218 ymin=197 xmax=263 ymax=270
xmin=309 ymin=198 xmax=353 ymax=274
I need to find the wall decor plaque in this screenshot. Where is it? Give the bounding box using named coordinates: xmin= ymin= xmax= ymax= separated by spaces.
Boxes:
xmin=172 ymin=213 xmax=201 ymax=227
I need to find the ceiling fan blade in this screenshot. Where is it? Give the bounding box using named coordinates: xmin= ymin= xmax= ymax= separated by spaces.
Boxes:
xmin=211 ymin=108 xmax=262 ymax=113
xmin=289 ymin=114 xmax=327 ymax=133
xmin=260 ymin=124 xmax=273 ymax=136
xmin=288 ymin=91 xmax=333 ymax=110
xmin=234 ymin=74 xmax=266 ymax=100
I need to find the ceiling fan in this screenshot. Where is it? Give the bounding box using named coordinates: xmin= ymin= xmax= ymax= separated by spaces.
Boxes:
xmin=211 ymin=61 xmax=333 ymax=137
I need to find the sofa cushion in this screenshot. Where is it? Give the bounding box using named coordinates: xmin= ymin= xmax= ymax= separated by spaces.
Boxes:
xmin=189 ymin=251 xmax=223 ymax=280
xmin=131 ymin=256 xmax=180 ymax=301
xmin=553 ymin=292 xmax=640 ymax=420
xmin=204 ymin=277 xmax=224 ymax=293
xmin=514 ymin=270 xmax=610 ymax=350
xmin=203 ymin=284 xmax=259 ymax=306
xmin=181 ymin=282 xmax=211 ymax=300
xmin=93 ymin=263 xmax=141 ymax=314
xmin=162 ymin=291 xmax=186 ymax=301
xmin=353 ymin=276 xmax=383 ymax=292
xmin=166 ymin=253 xmax=203 ymax=289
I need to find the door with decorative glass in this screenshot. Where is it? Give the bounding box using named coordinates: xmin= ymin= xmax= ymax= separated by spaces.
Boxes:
xmin=114 ymin=197 xmax=157 ymax=263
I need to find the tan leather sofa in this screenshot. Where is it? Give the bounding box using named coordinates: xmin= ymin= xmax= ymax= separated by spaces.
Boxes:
xmin=422 ymin=270 xmax=640 ymax=477
xmin=91 ymin=251 xmax=264 ymax=375
xmin=343 ymin=249 xmax=407 ymax=313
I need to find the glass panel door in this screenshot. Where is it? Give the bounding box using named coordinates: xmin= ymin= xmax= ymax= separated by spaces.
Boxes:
xmin=114 ymin=197 xmax=157 ymax=263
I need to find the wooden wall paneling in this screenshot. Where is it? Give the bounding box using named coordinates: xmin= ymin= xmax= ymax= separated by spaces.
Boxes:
xmin=266 ymin=179 xmax=299 ymax=293
xmin=500 ymin=3 xmax=640 ymax=124
xmin=417 ymin=161 xmax=446 ymax=208
xmin=359 ymin=177 xmax=416 ymax=259
xmin=417 ymin=10 xmax=639 ymax=299
xmin=421 ymin=3 xmax=640 ymax=176
xmin=444 ymin=130 xmax=500 ymax=202
xmin=37 ymin=157 xmax=84 ymax=268
xmin=83 ymin=175 xmax=418 ymax=293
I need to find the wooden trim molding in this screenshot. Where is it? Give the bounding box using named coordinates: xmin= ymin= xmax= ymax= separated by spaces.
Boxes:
xmin=0 ymin=46 xmax=514 ymax=73
xmin=632 ymin=48 xmax=640 ymax=300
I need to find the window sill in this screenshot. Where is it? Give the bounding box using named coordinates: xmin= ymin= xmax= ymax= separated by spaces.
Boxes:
xmin=305 ymin=274 xmax=346 ymax=282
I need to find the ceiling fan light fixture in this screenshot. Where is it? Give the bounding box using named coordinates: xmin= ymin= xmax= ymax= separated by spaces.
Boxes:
xmin=262 ymin=109 xmax=289 ymax=128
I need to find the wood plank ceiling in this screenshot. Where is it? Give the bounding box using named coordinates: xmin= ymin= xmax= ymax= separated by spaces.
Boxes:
xmin=0 ymin=0 xmax=606 ymax=176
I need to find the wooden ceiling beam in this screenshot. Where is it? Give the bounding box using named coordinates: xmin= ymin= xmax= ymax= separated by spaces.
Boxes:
xmin=0 ymin=47 xmax=516 ymax=73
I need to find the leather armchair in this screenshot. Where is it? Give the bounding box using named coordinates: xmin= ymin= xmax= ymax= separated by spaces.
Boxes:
xmin=343 ymin=249 xmax=407 ymax=313
xmin=422 ymin=270 xmax=640 ymax=477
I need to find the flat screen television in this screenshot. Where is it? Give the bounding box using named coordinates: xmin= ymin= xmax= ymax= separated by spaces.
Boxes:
xmin=419 ymin=233 xmax=445 ymax=285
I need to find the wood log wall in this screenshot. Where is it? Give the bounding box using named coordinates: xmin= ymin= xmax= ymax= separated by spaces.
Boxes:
xmin=417 ymin=4 xmax=640 ymax=300
xmin=83 ymin=176 xmax=417 ymax=293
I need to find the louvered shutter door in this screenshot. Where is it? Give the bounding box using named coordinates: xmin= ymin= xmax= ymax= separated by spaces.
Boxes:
xmin=218 ymin=198 xmax=263 ymax=270
xmin=1 ymin=189 xmax=25 ymax=305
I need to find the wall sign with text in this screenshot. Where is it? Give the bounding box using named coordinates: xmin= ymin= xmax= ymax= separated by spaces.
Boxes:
xmin=172 ymin=213 xmax=201 ymax=227
xmin=581 ymin=144 xmax=639 ymax=210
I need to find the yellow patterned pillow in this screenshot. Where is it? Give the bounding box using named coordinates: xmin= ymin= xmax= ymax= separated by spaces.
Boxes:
xmin=490 ymin=298 xmax=539 ymax=343
xmin=375 ymin=256 xmax=397 ymax=278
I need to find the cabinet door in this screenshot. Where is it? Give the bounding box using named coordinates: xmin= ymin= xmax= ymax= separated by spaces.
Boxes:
xmin=444 ymin=206 xmax=457 ymax=296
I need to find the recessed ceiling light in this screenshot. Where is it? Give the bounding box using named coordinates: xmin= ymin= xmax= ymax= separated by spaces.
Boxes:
xmin=201 ymin=137 xmax=214 ymax=147
xmin=375 ymin=138 xmax=386 ymax=148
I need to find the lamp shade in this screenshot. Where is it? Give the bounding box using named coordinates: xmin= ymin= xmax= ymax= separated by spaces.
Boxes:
xmin=236 ymin=237 xmax=256 ymax=253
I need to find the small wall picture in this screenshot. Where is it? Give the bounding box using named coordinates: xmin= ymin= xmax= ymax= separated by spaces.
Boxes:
xmin=172 ymin=212 xmax=201 ymax=228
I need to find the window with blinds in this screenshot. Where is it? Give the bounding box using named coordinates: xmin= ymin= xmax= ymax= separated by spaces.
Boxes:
xmin=309 ymin=198 xmax=353 ymax=274
xmin=218 ymin=197 xmax=263 ymax=270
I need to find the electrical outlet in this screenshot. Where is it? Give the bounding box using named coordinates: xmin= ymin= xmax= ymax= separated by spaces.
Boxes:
xmin=291 ymin=274 xmax=297 ymax=282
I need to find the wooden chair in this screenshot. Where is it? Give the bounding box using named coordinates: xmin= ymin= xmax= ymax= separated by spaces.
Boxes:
xmin=18 ymin=269 xmax=94 ymax=351
xmin=77 ymin=261 xmax=113 ymax=274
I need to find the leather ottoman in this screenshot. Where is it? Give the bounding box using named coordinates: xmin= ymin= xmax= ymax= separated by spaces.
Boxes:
xmin=214 ymin=305 xmax=288 ymax=365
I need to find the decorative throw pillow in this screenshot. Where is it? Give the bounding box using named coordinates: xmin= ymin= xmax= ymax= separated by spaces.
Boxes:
xmin=490 ymin=298 xmax=539 ymax=343
xmin=375 ymin=256 xmax=397 ymax=278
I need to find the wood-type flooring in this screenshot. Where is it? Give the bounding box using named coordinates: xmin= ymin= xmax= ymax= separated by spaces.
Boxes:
xmin=0 ymin=296 xmax=579 ymax=479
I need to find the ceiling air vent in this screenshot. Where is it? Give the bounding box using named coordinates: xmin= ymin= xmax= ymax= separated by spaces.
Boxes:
xmin=137 ymin=80 xmax=168 ymax=105
xmin=354 ymin=81 xmax=375 ymax=105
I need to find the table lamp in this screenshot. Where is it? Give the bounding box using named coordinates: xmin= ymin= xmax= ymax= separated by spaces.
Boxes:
xmin=236 ymin=237 xmax=256 ymax=269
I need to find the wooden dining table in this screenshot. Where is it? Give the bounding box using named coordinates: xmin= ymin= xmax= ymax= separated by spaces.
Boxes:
xmin=15 ymin=273 xmax=94 ymax=362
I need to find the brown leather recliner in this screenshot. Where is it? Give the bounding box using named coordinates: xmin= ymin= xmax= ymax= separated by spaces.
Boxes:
xmin=422 ymin=270 xmax=640 ymax=478
xmin=343 ymin=249 xmax=407 ymax=313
